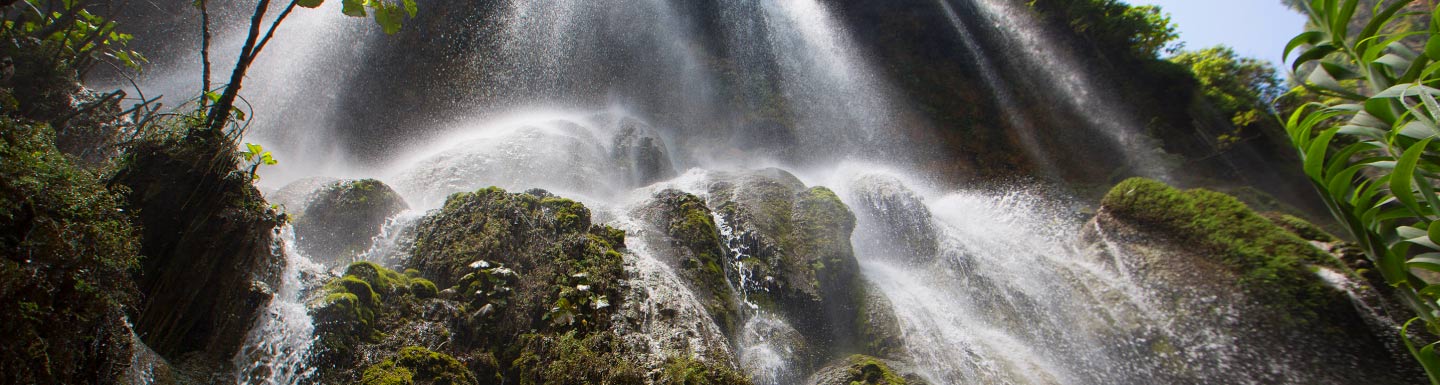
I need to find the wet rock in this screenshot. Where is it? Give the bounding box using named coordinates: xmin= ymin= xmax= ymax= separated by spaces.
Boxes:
xmin=1081 ymin=177 xmax=1424 ymax=385
xmin=113 ymin=128 xmax=284 ymax=378
xmin=703 ymin=168 xmax=866 ymax=361
xmin=856 ymin=284 xmax=904 ymax=359
xmin=293 ymin=179 xmax=409 ymax=265
xmin=307 ymin=262 xmax=463 ymax=384
xmin=612 ymin=118 xmax=677 ymax=187
xmin=848 ymin=174 xmax=939 ymax=265
xmin=612 ymin=242 xmax=737 ymax=377
xmin=631 ymin=189 xmax=739 ymax=335
xmin=805 ymin=355 xmax=926 ymax=385
xmin=266 ymin=176 xmax=342 ymax=214
xmin=358 ymin=346 xmax=478 ymax=385
xmin=404 ymin=187 xmax=631 ymax=381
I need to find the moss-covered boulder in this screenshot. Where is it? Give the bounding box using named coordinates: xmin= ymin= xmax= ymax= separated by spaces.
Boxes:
xmin=804 ymin=355 xmax=926 ymax=385
xmin=701 ymin=169 xmax=868 ymax=367
xmin=633 ymin=189 xmax=739 ymax=334
xmin=359 ymin=346 xmax=478 ymax=385
xmin=308 ymin=262 xmax=450 ymax=381
xmin=1084 ymin=177 xmax=1423 ymax=384
xmin=0 ymin=120 xmax=139 ymax=383
xmin=612 ymin=118 xmax=677 ymax=187
xmin=405 ymin=187 xmax=631 ymax=380
xmin=113 ymin=126 xmax=285 ymax=376
xmin=294 ymin=179 xmax=409 ymax=265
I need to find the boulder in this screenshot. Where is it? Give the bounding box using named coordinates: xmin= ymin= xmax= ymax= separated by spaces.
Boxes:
xmin=1081 ymin=177 xmax=1424 ymax=384
xmin=293 ymin=179 xmax=409 ymax=265
xmin=847 ymin=174 xmax=938 ymax=266
xmin=631 ymin=189 xmax=739 ymax=335
xmin=700 ymin=168 xmax=868 ymax=366
xmin=611 ymin=118 xmax=677 ymax=187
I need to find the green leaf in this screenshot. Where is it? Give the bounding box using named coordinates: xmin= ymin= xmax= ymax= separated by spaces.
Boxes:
xmin=1428 ymin=37 xmax=1440 ymax=62
xmin=1306 ymin=127 xmax=1341 ymax=178
xmin=1294 ymin=44 xmax=1339 ymax=71
xmin=296 ymin=0 xmax=324 ymax=8
xmin=403 ymin=0 xmax=417 ymax=18
xmin=342 ymin=0 xmax=366 ymax=17
xmin=1412 ymin=253 xmax=1440 ymax=272
xmin=1393 ymin=138 xmax=1434 ymax=217
xmin=1286 ymin=31 xmax=1324 ymax=63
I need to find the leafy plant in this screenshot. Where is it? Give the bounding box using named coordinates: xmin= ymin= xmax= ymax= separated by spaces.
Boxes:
xmin=2 ymin=0 xmax=147 ymax=74
xmin=237 ymin=142 xmax=276 ymax=181
xmin=1282 ymin=0 xmax=1440 ymax=381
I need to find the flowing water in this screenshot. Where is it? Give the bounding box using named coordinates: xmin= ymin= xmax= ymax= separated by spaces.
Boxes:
xmin=112 ymin=0 xmax=1351 ymax=384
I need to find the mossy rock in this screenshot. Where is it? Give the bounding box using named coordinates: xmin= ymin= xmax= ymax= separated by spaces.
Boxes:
xmin=406 ymin=187 xmax=628 ymax=379
xmin=804 ymin=355 xmax=923 ymax=385
xmin=1100 ymin=177 xmax=1341 ymax=325
xmin=635 ymin=189 xmax=739 ymax=335
xmin=702 ymin=169 xmax=867 ymax=367
xmin=511 ymin=331 xmax=645 ymax=385
xmin=360 ymin=346 xmax=478 ymax=385
xmin=311 ymin=261 xmax=447 ymax=373
xmin=114 ymin=122 xmax=285 ymax=373
xmin=295 ymin=179 xmax=409 ymax=265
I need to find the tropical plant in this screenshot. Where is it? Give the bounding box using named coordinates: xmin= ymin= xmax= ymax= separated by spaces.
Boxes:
xmin=1 ymin=0 xmax=146 ymax=74
xmin=1282 ymin=0 xmax=1440 ymax=382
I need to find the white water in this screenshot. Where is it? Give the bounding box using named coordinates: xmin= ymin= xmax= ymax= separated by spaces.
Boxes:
xmin=232 ymin=227 xmax=322 ymax=385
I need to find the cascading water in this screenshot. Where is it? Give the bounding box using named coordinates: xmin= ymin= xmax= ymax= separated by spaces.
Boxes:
xmin=108 ymin=0 xmax=1394 ymax=384
xmin=232 ymin=227 xmax=323 ymax=385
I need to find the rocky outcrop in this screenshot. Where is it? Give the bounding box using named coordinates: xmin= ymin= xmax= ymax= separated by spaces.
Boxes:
xmin=632 ymin=189 xmax=739 ymax=335
xmin=293 ymin=179 xmax=409 ymax=265
xmin=700 ymin=169 xmax=872 ymax=365
xmin=113 ymin=129 xmax=285 ymax=379
xmin=612 ymin=118 xmax=677 ymax=187
xmin=805 ymin=355 xmax=926 ymax=385
xmin=847 ymin=174 xmax=938 ymax=266
xmin=1082 ymin=177 xmax=1424 ymax=385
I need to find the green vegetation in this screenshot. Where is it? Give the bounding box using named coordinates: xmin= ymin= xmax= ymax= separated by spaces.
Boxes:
xmin=1280 ymin=0 xmax=1440 ymax=381
xmin=0 ymin=118 xmax=140 ymax=383
xmin=1169 ymin=46 xmax=1285 ymax=147
xmin=652 ymin=190 xmax=738 ymax=334
xmin=1102 ymin=178 xmax=1342 ymax=324
xmin=1025 ymin=0 xmax=1179 ymax=60
xmin=313 ymin=261 xmax=438 ymax=359
xmin=511 ymin=331 xmax=645 ymax=385
xmin=360 ymin=346 xmax=478 ymax=385
xmin=659 ymin=354 xmax=752 ymax=385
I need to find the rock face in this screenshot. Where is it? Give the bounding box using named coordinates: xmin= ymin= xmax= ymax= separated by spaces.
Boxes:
xmin=632 ymin=189 xmax=739 ymax=335
xmin=1082 ymin=178 xmax=1424 ymax=385
xmin=699 ymin=169 xmax=876 ymax=366
xmin=294 ymin=179 xmax=409 ymax=265
xmin=113 ymin=129 xmax=285 ymax=379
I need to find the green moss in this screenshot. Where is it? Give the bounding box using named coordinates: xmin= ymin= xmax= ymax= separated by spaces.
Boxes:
xmin=0 ymin=117 xmax=140 ymax=383
xmin=1102 ymin=178 xmax=1343 ymax=325
xmin=314 ymin=262 xmax=443 ymax=357
xmin=360 ymin=346 xmax=477 ymax=385
xmin=655 ymin=190 xmax=738 ymax=334
xmin=660 ymin=354 xmax=753 ymax=385
xmin=511 ymin=331 xmax=644 ymax=385
xmin=841 ymin=355 xmax=907 ymax=385
xmin=1263 ymin=212 xmax=1338 ymax=243
xmin=410 ymin=278 xmax=439 ymax=299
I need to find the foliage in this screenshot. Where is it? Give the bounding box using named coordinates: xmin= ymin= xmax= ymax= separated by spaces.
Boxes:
xmin=1025 ymin=0 xmax=1180 ymax=60
xmin=659 ymin=354 xmax=753 ymax=385
xmin=0 ymin=119 xmax=140 ymax=383
xmin=1102 ymin=178 xmax=1343 ymax=324
xmin=1 ymin=0 xmax=146 ymax=73
xmin=1282 ymin=0 xmax=1440 ymax=381
xmin=1169 ymin=46 xmax=1285 ymax=146
xmin=841 ymin=355 xmax=908 ymax=385
xmin=511 ymin=331 xmax=645 ymax=385
xmin=238 ymin=142 xmax=277 ymax=181
xmin=359 ymin=346 xmax=478 ymax=385
xmin=313 ymin=261 xmax=438 ymax=359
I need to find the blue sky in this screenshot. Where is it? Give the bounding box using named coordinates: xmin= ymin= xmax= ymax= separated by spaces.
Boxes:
xmin=1127 ymin=0 xmax=1309 ymax=71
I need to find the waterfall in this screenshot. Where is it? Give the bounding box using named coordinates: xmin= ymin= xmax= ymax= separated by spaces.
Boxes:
xmin=232 ymin=227 xmax=322 ymax=385
xmin=102 ymin=0 xmax=1387 ymax=383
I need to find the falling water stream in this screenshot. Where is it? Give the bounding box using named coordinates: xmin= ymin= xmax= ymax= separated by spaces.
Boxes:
xmin=109 ymin=0 xmax=1366 ymax=384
